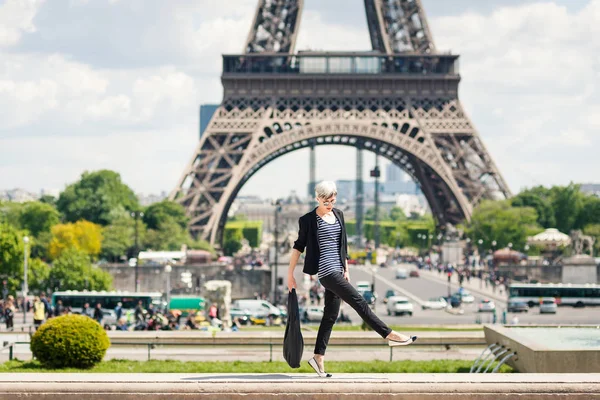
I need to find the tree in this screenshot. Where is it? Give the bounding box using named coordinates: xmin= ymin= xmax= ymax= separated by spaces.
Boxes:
xmin=576 ymin=195 xmax=600 ymax=229
xmin=100 ymin=216 xmax=135 ymax=262
xmin=365 ymin=207 xmax=389 ymax=221
xmin=550 ymin=184 xmax=583 ymax=233
xmin=56 ymin=170 xmax=139 ymax=226
xmin=49 ymin=248 xmax=112 ymax=291
xmin=19 ymin=201 xmax=60 ymax=237
xmin=48 ymin=220 xmax=103 ymax=260
xmin=465 ymin=200 xmax=542 ymax=251
xmin=223 ymin=227 xmax=243 ymax=256
xmin=143 ymin=200 xmax=188 ymax=230
xmin=0 ymin=201 xmax=23 ymax=228
xmin=143 ymin=220 xmax=188 ymax=251
xmin=28 ymin=258 xmax=51 ymax=294
xmin=511 ymin=188 xmax=556 ymax=228
xmin=0 ymin=223 xmax=25 ymax=293
xmin=389 ymin=207 xmax=407 ymax=222
xmin=583 ymin=224 xmax=600 ymax=255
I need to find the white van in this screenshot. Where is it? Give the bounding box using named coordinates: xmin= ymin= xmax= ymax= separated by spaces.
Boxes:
xmin=232 ymin=299 xmax=282 ymax=319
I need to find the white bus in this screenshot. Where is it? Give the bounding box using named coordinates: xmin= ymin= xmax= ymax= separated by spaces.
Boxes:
xmin=507 ymin=283 xmax=600 ymax=308
xmin=51 ymin=291 xmax=163 ymax=314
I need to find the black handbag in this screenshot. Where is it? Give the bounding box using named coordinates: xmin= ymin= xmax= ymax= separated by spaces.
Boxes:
xmin=283 ymin=289 xmax=304 ymax=368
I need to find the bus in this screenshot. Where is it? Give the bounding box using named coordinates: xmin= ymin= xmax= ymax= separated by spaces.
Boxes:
xmin=507 ymin=283 xmax=600 ymax=307
xmin=51 ymin=291 xmax=164 ymax=314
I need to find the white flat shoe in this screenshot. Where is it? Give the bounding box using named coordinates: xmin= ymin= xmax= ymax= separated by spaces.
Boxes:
xmin=308 ymin=357 xmax=332 ymax=378
xmin=388 ymin=335 xmax=418 ymax=347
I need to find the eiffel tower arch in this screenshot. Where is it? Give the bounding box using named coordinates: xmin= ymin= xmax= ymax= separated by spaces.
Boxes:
xmin=170 ymin=0 xmax=511 ymax=246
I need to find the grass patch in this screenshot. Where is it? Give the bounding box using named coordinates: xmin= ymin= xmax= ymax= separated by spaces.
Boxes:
xmin=0 ymin=359 xmax=512 ymax=373
xmin=241 ymin=325 xmax=482 ymax=332
xmin=333 ymin=325 xmax=483 ymax=332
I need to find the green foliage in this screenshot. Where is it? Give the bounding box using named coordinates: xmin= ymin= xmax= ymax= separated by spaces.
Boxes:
xmin=30 ymin=314 xmax=110 ymax=369
xmin=100 ymin=216 xmax=134 ymax=261
xmin=56 ymin=170 xmax=139 ymax=226
xmin=365 ymin=207 xmax=389 ymax=221
xmin=0 ymin=359 xmax=513 ymax=374
xmin=465 ymin=200 xmax=542 ymax=250
xmin=18 ymin=201 xmax=60 ymax=237
xmin=223 ymin=226 xmax=243 ymax=256
xmin=143 ymin=219 xmax=188 ymax=251
xmin=223 ymin=239 xmax=242 ymax=256
xmin=347 ymin=216 xmax=434 ymax=249
xmin=225 ymin=221 xmax=263 ymax=248
xmin=0 ymin=223 xmax=25 ymax=293
xmin=389 ymin=206 xmax=407 ymax=222
xmin=186 ymin=237 xmax=215 ymax=254
xmin=550 ymin=183 xmax=583 ymax=234
xmin=28 ymin=258 xmax=51 ymax=294
xmin=0 ymin=201 xmax=23 ymax=227
xmin=143 ymin=200 xmax=188 ymax=230
xmin=49 ymin=248 xmax=112 ymax=291
xmin=511 ymin=187 xmax=556 ymax=228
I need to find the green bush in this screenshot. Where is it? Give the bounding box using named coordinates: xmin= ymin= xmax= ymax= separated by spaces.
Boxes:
xmin=31 ymin=314 xmax=110 ymax=369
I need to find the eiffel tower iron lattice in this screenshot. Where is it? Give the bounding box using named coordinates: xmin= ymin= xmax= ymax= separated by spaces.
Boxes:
xmin=170 ymin=0 xmax=511 ymax=246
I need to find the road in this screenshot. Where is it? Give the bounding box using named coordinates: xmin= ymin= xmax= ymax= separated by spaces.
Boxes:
xmin=327 ymin=263 xmax=600 ymax=326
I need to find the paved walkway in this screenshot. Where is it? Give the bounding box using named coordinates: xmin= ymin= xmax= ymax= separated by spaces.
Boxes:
xmin=0 ymin=373 xmax=598 ymax=399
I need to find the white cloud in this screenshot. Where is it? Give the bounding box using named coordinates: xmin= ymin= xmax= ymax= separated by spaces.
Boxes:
xmin=0 ymin=0 xmax=43 ymax=47
xmin=0 ymin=0 xmax=599 ymax=200
xmin=432 ymin=0 xmax=600 ymax=190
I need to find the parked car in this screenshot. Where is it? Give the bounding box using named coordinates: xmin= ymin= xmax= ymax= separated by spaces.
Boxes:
xmin=229 ymin=307 xmax=252 ymax=325
xmin=539 ymin=297 xmax=557 ymax=314
xmin=361 ymin=290 xmax=376 ymax=305
xmin=421 ymin=296 xmax=448 ymax=310
xmin=383 ymin=289 xmax=398 ymax=304
xmin=302 ymin=306 xmax=324 ymax=322
xmin=478 ymin=299 xmax=496 ymax=313
xmin=395 ymin=268 xmax=408 ymax=279
xmin=456 ymin=291 xmax=475 ymax=304
xmin=409 ymin=270 xmax=420 ymax=278
xmin=386 ymin=296 xmax=414 ymax=316
xmin=507 ymin=300 xmax=529 ymax=313
xmin=232 ymin=299 xmax=283 ymax=321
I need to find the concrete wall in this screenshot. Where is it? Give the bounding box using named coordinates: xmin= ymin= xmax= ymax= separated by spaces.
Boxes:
xmin=99 ymin=263 xmax=271 ymax=301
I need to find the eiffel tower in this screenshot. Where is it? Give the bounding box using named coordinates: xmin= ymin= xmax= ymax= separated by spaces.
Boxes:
xmin=170 ymin=0 xmax=511 ymax=245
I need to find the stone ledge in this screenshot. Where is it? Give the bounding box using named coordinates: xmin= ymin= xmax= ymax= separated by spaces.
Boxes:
xmin=0 ymin=373 xmax=599 ymax=399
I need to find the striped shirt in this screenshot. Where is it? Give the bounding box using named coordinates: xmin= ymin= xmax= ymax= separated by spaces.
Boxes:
xmin=316 ymin=214 xmax=344 ymax=279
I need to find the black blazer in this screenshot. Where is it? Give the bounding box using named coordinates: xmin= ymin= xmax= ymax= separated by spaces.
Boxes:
xmin=292 ymin=207 xmax=349 ymax=276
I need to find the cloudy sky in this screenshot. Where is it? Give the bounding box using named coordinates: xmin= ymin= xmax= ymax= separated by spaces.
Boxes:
xmin=0 ymin=0 xmax=598 ymax=200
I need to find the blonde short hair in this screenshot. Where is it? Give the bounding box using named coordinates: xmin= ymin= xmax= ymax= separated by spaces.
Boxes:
xmin=315 ymin=181 xmax=337 ymax=199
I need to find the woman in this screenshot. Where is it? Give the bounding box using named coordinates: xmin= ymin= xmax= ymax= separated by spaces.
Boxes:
xmin=287 ymin=181 xmax=416 ymax=377
xmin=33 ymin=296 xmax=45 ymax=330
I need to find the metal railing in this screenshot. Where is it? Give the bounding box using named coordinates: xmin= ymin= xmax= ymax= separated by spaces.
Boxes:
xmin=2 ymin=339 xmax=486 ymax=363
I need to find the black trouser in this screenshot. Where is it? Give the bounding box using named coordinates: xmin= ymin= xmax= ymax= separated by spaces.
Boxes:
xmin=314 ymin=272 xmax=392 ymax=355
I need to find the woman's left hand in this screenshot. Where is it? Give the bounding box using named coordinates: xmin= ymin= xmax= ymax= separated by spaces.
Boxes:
xmin=343 ymin=269 xmax=350 ymax=281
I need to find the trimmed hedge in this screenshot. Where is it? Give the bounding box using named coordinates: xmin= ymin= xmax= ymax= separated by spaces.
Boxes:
xmin=31 ymin=314 xmax=110 ymax=369
xmin=225 ymin=221 xmax=263 ymax=248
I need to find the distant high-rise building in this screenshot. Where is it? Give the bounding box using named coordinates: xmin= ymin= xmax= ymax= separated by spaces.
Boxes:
xmin=384 ymin=164 xmax=418 ymax=195
xmin=199 ymin=104 xmax=219 ymax=138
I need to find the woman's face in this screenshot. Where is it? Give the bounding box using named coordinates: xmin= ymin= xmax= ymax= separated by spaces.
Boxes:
xmin=317 ymin=195 xmax=336 ymax=213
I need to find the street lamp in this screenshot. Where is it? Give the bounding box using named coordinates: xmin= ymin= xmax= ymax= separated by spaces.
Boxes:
xmin=23 ymin=236 xmax=29 ymax=324
xmin=131 ymin=211 xmax=144 ymax=292
xmin=272 ymin=199 xmax=283 ymax=305
xmin=508 ymin=242 xmax=513 ymax=249
xmin=164 ymin=264 xmax=172 ymax=312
